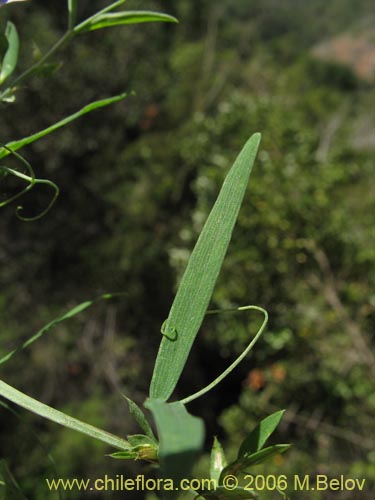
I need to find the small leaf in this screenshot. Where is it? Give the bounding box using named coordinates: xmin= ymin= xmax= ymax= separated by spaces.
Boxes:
xmin=145 ymin=399 xmax=204 ymax=482
xmin=72 ymin=0 xmax=127 ymax=33
xmin=238 ymin=410 xmax=285 ymax=458
xmin=125 ymin=396 xmax=156 ymax=440
xmin=0 ymin=93 xmax=128 ymax=160
xmin=0 ymin=21 xmax=19 ymax=84
xmin=76 ymin=11 xmax=178 ymax=33
xmin=150 ymin=133 xmax=261 ymax=401
xmin=109 ymin=450 xmax=138 ymax=460
xmin=210 ymin=437 xmax=227 ymax=483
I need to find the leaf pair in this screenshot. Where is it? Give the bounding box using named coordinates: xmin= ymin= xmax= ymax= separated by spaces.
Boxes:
xmin=220 ymin=411 xmax=290 ymax=478
xmin=197 ymin=412 xmax=290 ymax=500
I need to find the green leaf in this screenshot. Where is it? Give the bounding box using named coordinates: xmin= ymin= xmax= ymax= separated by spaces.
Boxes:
xmin=210 ymin=437 xmax=227 ymax=483
xmin=72 ymin=0 xmax=127 ymax=33
xmin=109 ymin=450 xmax=138 ymax=460
xmin=145 ymin=399 xmax=204 ymax=482
xmin=0 ymin=380 xmax=131 ymax=451
xmin=238 ymin=410 xmax=285 ymax=458
xmin=0 ymin=22 xmax=19 ymax=85
xmin=76 ymin=11 xmax=178 ymax=33
xmin=0 ymin=93 xmax=128 ymax=160
xmin=150 ymin=133 xmax=261 ymax=401
xmin=124 ymin=396 xmax=156 ymax=440
xmin=221 ymin=445 xmax=290 ymax=478
xmin=0 ymin=292 xmax=126 ymax=365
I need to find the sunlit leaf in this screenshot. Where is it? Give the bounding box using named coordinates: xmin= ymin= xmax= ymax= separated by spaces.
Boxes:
xmin=150 ymin=133 xmax=261 ymax=401
xmin=76 ymin=11 xmax=178 ymax=33
xmin=0 ymin=93 xmax=128 ymax=160
xmin=210 ymin=437 xmax=227 ymax=483
xmin=0 ymin=380 xmax=131 ymax=450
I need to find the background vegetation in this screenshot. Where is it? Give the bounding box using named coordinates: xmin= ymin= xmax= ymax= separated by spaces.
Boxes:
xmin=1 ymin=0 xmax=374 ymax=498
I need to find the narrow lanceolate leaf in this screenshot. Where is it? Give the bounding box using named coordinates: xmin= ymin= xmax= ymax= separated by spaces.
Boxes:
xmin=0 ymin=380 xmax=131 ymax=450
xmin=150 ymin=133 xmax=261 ymax=400
xmin=145 ymin=399 xmax=204 ymax=482
xmin=210 ymin=437 xmax=227 ymax=483
xmin=238 ymin=410 xmax=285 ymax=458
xmin=0 ymin=22 xmax=19 ymax=84
xmin=75 ymin=11 xmax=178 ymax=33
xmin=124 ymin=396 xmax=156 ymax=440
xmin=0 ymin=93 xmax=128 ymax=160
xmin=0 ymin=293 xmax=125 ymax=365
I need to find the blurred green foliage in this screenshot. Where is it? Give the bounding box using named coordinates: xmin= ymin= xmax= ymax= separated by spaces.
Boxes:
xmin=0 ymin=0 xmax=374 ymax=498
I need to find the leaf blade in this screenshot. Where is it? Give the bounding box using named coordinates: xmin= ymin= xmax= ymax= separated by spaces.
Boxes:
xmin=0 ymin=380 xmax=131 ymax=451
xmin=0 ymin=93 xmax=128 ymax=160
xmin=0 ymin=22 xmax=19 ymax=84
xmin=0 ymin=293 xmax=125 ymax=365
xmin=124 ymin=396 xmax=156 ymax=440
xmin=238 ymin=410 xmax=285 ymax=458
xmin=210 ymin=437 xmax=227 ymax=483
xmin=150 ymin=133 xmax=261 ymax=401
xmin=76 ymin=11 xmax=178 ymax=33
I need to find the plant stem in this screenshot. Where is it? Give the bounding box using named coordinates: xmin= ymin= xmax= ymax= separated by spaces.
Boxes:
xmin=0 ymin=30 xmax=74 ymax=100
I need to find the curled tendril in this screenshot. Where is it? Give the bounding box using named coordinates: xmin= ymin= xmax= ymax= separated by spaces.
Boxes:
xmin=179 ymin=305 xmax=268 ymax=404
xmin=160 ymin=320 xmax=178 ymax=341
xmin=0 ymin=144 xmax=59 ymax=221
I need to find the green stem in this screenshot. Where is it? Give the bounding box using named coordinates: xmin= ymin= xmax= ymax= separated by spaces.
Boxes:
xmin=0 ymin=30 xmax=73 ymax=100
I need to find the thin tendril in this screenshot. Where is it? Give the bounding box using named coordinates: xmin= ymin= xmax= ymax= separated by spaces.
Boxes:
xmin=0 ymin=144 xmax=59 ymax=220
xmin=179 ymin=305 xmax=268 ymax=405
